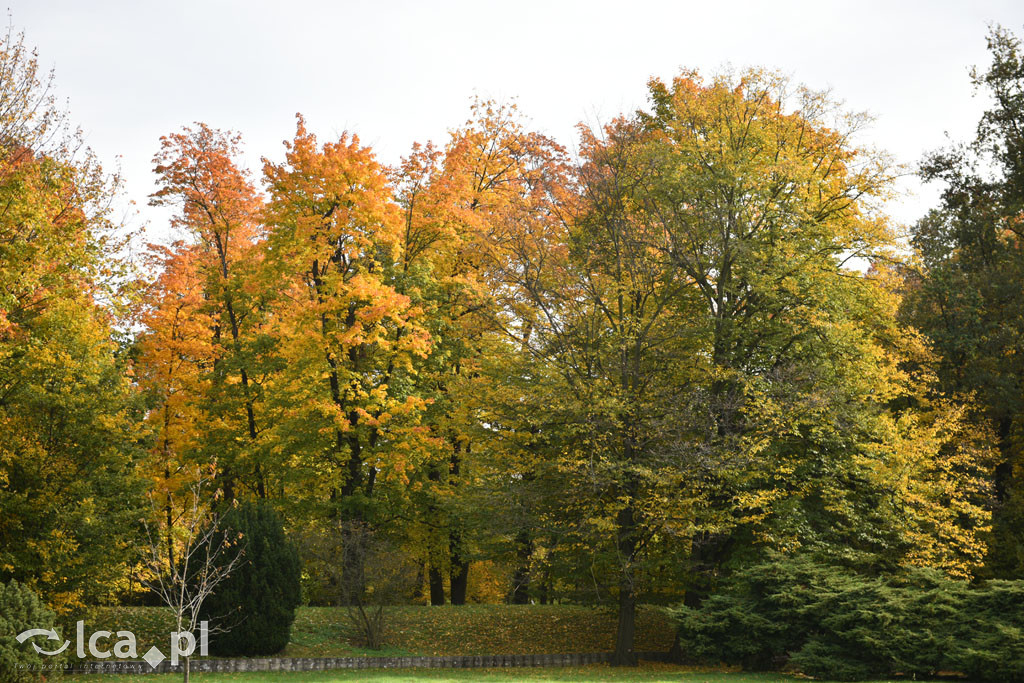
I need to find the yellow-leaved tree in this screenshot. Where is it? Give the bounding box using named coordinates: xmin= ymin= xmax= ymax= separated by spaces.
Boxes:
xmin=261 ymin=115 xmax=432 ymax=600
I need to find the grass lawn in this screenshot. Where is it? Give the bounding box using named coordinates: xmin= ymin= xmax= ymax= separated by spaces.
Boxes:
xmin=61 ymin=663 xmax=907 ymax=682
xmin=81 ymin=605 xmax=677 ymax=658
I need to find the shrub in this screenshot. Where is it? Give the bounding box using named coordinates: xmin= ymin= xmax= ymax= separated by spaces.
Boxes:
xmin=198 ymin=502 xmax=302 ymax=656
xmin=674 ymin=554 xmax=1024 ymax=682
xmin=0 ymin=579 xmax=66 ymax=681
xmin=956 ymin=579 xmax=1024 ymax=682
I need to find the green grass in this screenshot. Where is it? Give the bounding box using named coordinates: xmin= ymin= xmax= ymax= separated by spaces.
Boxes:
xmin=80 ymin=605 xmax=676 ymax=658
xmin=60 ymin=663 xmax=906 ymax=682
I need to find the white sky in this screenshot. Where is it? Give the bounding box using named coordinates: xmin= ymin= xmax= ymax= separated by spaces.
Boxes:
xmin=9 ymin=0 xmax=1024 ymax=243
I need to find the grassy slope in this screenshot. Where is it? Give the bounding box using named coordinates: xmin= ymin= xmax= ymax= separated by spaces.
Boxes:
xmin=82 ymin=605 xmax=677 ymax=659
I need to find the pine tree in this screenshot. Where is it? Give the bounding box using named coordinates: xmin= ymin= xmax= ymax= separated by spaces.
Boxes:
xmin=198 ymin=502 xmax=301 ymax=656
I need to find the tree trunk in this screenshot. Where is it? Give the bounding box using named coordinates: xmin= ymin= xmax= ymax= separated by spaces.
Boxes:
xmin=611 ymin=579 xmax=638 ymax=666
xmin=450 ymin=562 xmax=469 ymax=605
xmin=449 ymin=530 xmax=469 ymax=606
xmin=412 ymin=563 xmax=425 ymax=603
xmin=509 ymin=530 xmax=533 ymax=604
xmin=428 ymin=566 xmax=445 ymax=605
xmin=182 ymin=655 xmax=190 ymax=683
xmin=448 ymin=446 xmax=469 ymax=606
xmin=219 ymin=471 xmax=236 ymax=504
xmin=254 ymin=462 xmax=267 ymax=499
xmin=340 ymin=521 xmax=367 ymax=605
xmin=611 ymin=501 xmax=639 ymax=667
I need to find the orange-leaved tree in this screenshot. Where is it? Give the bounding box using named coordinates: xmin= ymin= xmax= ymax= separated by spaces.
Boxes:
xmin=261 ymin=115 xmax=432 ymax=599
xmin=147 ymin=123 xmax=270 ymax=501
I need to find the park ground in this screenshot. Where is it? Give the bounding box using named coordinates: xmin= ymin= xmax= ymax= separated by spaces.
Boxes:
xmin=60 ymin=605 xmax=959 ymax=682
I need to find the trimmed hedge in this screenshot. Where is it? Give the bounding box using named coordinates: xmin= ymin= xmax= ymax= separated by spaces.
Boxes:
xmin=674 ymin=555 xmax=1024 ymax=681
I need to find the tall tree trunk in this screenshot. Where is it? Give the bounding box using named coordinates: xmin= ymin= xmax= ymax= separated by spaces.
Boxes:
xmin=449 ymin=528 xmax=469 ymax=605
xmin=611 ymin=577 xmax=638 ymax=666
xmin=428 ymin=566 xmax=446 ymax=605
xmin=322 ymin=297 xmax=369 ymax=605
xmin=611 ymin=503 xmax=639 ymax=667
xmin=509 ymin=529 xmax=533 ymax=604
xmin=425 ymin=460 xmax=446 ymax=605
xmin=448 ymin=442 xmax=469 ymax=605
xmin=211 ymin=231 xmax=261 ymax=500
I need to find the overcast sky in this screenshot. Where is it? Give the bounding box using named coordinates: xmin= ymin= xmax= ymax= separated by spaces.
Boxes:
xmin=9 ymin=1 xmax=1024 ymax=242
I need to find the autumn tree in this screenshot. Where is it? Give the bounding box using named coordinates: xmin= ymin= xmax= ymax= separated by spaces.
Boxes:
xmin=633 ymin=69 xmax=992 ymax=593
xmin=136 ymin=242 xmax=217 ymax=574
xmin=394 ymin=100 xmax=568 ymax=604
xmin=0 ymin=27 xmax=146 ymax=611
xmin=481 ymin=112 xmax=712 ymax=664
xmin=146 ymin=124 xmax=269 ymax=502
xmin=261 ymin=116 xmax=431 ymax=600
xmin=389 ymin=140 xmax=471 ymax=605
xmin=903 ymin=25 xmax=1024 ymax=577
xmin=482 ymin=69 xmax=996 ymax=664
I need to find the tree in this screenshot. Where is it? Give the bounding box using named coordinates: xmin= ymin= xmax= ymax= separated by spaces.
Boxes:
xmin=198 ymin=501 xmax=301 ymax=656
xmin=336 ymin=521 xmax=419 ymax=648
xmin=485 ymin=112 xmax=709 ymax=664
xmin=0 ymin=27 xmax=146 ymax=612
xmin=136 ymin=242 xmax=218 ymax=576
xmin=674 ymin=553 xmax=1024 ymax=682
xmin=393 ymin=100 xmax=567 ymax=605
xmin=903 ymin=25 xmax=1024 ymax=577
xmin=0 ymin=579 xmax=68 ymax=682
xmin=0 ymin=25 xmax=69 ymax=154
xmin=261 ymin=115 xmax=432 ymax=599
xmin=638 ymin=69 xmax=993 ymax=586
xmin=148 ymin=124 xmax=269 ymax=502
xmin=482 ymin=69 xmax=995 ymax=664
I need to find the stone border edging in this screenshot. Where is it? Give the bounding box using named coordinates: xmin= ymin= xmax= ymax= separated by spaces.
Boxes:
xmin=68 ymin=651 xmax=671 ymax=674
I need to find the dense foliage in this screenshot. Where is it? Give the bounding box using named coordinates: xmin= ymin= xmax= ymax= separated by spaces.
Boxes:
xmin=674 ymin=554 xmax=1024 ymax=681
xmin=0 ymin=27 xmax=145 ymax=613
xmin=904 ymin=25 xmax=1024 ymax=579
xmin=0 ymin=579 xmax=66 ymax=681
